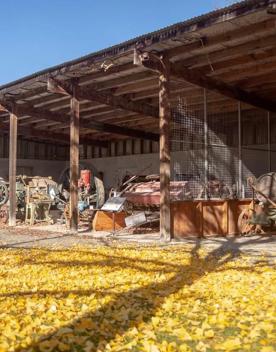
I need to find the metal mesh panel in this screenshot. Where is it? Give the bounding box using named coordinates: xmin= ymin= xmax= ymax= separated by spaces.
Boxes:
xmin=207 ymin=95 xmax=239 ymax=199
xmin=171 ymin=91 xmax=272 ymax=200
xmin=171 ymin=96 xmax=205 ymax=199
xmin=241 ymin=108 xmax=269 ymax=197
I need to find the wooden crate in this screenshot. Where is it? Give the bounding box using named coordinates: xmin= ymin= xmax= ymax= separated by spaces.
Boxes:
xmin=92 ymin=211 xmax=127 ymax=231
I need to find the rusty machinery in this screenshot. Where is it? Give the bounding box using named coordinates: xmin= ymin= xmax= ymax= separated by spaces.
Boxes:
xmin=0 ymin=168 xmax=105 ymax=226
xmin=115 ymin=174 xmax=234 ymax=212
xmin=238 ymin=172 xmax=276 ymax=235
xmin=0 ymin=175 xmax=59 ymax=225
xmin=59 ymin=167 xmax=105 ymax=225
xmin=107 ymin=174 xmax=235 ymax=231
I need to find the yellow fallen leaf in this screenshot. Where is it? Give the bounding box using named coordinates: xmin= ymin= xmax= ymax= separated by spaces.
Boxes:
xmin=204 ymin=329 xmax=215 ymax=338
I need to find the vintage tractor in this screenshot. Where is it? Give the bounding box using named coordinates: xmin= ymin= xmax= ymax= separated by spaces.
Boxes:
xmin=238 ymin=173 xmax=276 ymax=234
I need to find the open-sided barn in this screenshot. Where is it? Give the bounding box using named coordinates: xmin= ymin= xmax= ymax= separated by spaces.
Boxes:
xmin=1 ymin=0 xmax=276 ymax=239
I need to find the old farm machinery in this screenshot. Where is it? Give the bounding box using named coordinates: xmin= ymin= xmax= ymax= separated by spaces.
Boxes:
xmin=0 ymin=175 xmax=60 ymax=225
xmin=0 ymin=168 xmax=105 ymax=225
xmin=238 ymin=173 xmax=276 ymax=234
xmin=60 ymin=168 xmax=105 ymax=225
xmin=114 ymin=174 xmax=234 ymax=212
xmin=0 ymin=178 xmax=9 ymax=223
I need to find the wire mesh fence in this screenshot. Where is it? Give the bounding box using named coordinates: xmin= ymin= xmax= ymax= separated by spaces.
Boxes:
xmin=171 ymin=90 xmax=273 ymax=200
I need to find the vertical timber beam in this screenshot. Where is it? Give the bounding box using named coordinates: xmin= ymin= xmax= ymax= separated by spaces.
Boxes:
xmin=267 ymin=111 xmax=271 ymax=173
xmin=69 ymin=84 xmax=80 ymax=233
xmin=238 ymin=102 xmax=243 ymax=197
xmin=9 ymin=106 xmax=18 ymax=226
xmin=134 ymin=50 xmax=171 ymax=241
xmin=159 ymin=56 xmax=171 ymax=242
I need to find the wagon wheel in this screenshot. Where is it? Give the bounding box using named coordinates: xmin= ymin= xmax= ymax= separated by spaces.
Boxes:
xmin=238 ymin=207 xmax=257 ymax=235
xmin=94 ymin=176 xmax=105 ymax=209
xmin=0 ymin=182 xmax=9 ymax=206
xmin=59 ymin=168 xmax=105 ymax=209
xmin=0 ymin=205 xmax=9 ymax=224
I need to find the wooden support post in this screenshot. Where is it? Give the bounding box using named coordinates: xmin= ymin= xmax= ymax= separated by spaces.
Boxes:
xmin=159 ymin=57 xmax=171 ymax=242
xmin=9 ymin=108 xmax=18 ymax=226
xmin=267 ymin=111 xmax=271 ymax=173
xmin=133 ymin=50 xmax=171 ymax=241
xmin=69 ymin=84 xmax=80 ymax=233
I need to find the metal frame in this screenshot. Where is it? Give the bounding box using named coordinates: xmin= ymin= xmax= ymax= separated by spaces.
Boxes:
xmin=203 ymin=89 xmax=208 ymax=199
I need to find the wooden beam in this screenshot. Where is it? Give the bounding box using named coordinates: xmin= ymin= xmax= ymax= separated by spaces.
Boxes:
xmin=167 ymin=18 xmax=276 ymax=59
xmin=69 ymin=84 xmax=79 ymax=233
xmin=47 ymin=78 xmax=159 ymax=119
xmin=136 ymin=50 xmax=276 ymax=112
xmin=134 ymin=52 xmax=171 ymax=241
xmin=9 ymin=107 xmax=17 ymax=226
xmin=159 ymin=56 xmax=171 ymax=242
xmin=178 ymin=34 xmax=276 ymax=70
xmin=0 ymin=99 xmax=159 ymax=141
xmin=170 ymin=62 xmax=276 ymax=112
xmin=0 ymin=121 xmax=108 ymax=148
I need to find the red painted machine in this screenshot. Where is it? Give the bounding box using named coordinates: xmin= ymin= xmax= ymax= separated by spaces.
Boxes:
xmin=116 ymin=175 xmax=198 ymax=210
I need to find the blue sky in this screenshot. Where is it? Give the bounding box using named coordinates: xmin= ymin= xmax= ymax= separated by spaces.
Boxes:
xmin=0 ymin=0 xmax=232 ymax=85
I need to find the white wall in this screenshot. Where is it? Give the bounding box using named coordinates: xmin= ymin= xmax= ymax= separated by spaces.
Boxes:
xmin=0 ymin=158 xmax=66 ymax=182
xmin=1 ymin=145 xmax=274 ymax=191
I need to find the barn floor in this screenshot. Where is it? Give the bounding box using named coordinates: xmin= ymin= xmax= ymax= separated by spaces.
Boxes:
xmin=0 ymin=224 xmax=276 ymax=259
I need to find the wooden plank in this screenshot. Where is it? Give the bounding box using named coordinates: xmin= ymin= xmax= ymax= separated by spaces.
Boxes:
xmin=0 ymin=121 xmax=107 ymax=148
xmin=181 ymin=34 xmax=276 ymax=70
xmin=228 ymin=199 xmax=251 ymax=235
xmin=69 ymin=85 xmax=80 ymax=233
xmin=172 ymin=199 xmax=252 ymax=238
xmin=0 ymin=99 xmax=159 ymax=141
xmin=171 ymin=201 xmax=201 ymax=237
xmin=170 ymin=62 xmax=276 ymax=112
xmin=92 ymin=211 xmax=127 ymax=231
xmin=168 ymin=19 xmax=276 ymax=59
xmin=159 ymin=56 xmax=171 ymax=242
xmin=8 ymin=110 xmax=17 ymax=226
xmin=47 ymin=78 xmax=159 ymax=119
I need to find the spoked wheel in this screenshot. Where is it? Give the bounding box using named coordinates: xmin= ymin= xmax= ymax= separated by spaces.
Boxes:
xmin=238 ymin=207 xmax=258 ymax=235
xmin=0 ymin=205 xmax=9 ymax=224
xmin=93 ymin=176 xmax=105 ymax=209
xmin=0 ymin=181 xmax=9 ymax=206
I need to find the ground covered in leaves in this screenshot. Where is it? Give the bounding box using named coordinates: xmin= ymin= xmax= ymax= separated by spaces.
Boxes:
xmin=0 ymin=244 xmax=275 ymax=352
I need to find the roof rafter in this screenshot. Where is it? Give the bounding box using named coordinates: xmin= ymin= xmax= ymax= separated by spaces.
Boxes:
xmin=135 ymin=51 xmax=276 ymax=113
xmin=47 ymin=78 xmax=159 ymax=119
xmin=0 ymin=121 xmax=108 ymax=148
xmin=0 ymin=99 xmax=159 ymax=141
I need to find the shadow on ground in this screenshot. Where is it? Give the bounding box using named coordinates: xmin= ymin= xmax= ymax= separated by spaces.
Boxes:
xmin=4 ymin=236 xmax=274 ymax=351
